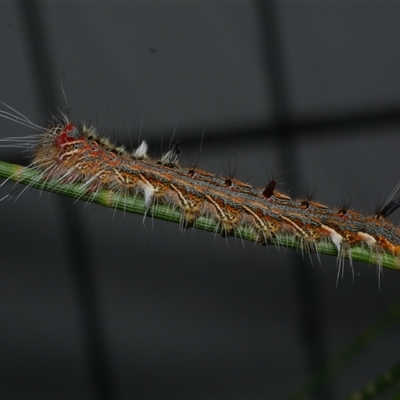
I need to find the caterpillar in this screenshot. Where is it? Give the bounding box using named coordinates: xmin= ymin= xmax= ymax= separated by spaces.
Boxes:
xmin=1 ymin=104 xmax=400 ymax=273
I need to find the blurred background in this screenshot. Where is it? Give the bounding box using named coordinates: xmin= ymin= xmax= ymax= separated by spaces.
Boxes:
xmin=1 ymin=2 xmax=400 ymax=399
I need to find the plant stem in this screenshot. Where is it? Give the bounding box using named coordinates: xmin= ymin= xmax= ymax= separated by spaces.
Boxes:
xmin=1 ymin=160 xmax=400 ymax=271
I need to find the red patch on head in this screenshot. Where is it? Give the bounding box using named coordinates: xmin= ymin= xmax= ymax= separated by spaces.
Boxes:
xmin=56 ymin=123 xmax=77 ymax=147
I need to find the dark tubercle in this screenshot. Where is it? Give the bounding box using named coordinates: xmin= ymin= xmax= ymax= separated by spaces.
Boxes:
xmin=262 ymin=180 xmax=276 ymax=199
xmin=224 ymin=178 xmax=233 ymax=187
xmin=300 ymin=200 xmax=310 ymax=209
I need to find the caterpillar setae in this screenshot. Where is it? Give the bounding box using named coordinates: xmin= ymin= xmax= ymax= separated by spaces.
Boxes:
xmin=1 ymin=103 xmax=400 ymax=273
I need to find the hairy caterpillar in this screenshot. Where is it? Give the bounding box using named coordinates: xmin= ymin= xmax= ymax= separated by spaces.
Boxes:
xmin=1 ymin=104 xmax=400 ymax=273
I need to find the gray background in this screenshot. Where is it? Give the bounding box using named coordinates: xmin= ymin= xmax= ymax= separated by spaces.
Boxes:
xmin=1 ymin=2 xmax=400 ymax=399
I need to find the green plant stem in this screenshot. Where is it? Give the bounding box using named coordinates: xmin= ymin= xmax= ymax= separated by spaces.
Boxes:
xmin=287 ymin=302 xmax=400 ymax=400
xmin=343 ymin=360 xmax=400 ymax=400
xmin=0 ymin=160 xmax=400 ymax=271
